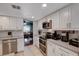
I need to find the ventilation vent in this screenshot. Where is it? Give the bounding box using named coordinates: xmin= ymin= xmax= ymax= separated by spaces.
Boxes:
xmin=12 ymin=5 xmax=21 ymax=10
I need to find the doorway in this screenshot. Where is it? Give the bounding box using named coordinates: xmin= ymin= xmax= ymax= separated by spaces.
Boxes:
xmin=23 ymin=20 xmax=33 ymax=46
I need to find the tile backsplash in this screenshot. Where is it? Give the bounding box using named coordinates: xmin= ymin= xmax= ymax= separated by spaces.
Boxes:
xmin=52 ymin=30 xmax=79 ymax=39
xmin=0 ymin=30 xmax=23 ymax=38
xmin=69 ymin=31 xmax=79 ymax=39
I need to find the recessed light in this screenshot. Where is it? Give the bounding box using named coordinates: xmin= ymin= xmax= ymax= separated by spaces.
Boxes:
xmin=32 ymin=16 xmax=35 ymax=19
xmin=42 ymin=3 xmax=47 ymax=7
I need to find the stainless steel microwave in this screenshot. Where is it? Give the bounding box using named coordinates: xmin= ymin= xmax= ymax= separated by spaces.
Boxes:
xmin=42 ymin=22 xmax=50 ymax=29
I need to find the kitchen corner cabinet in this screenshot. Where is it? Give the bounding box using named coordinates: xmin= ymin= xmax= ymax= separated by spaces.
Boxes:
xmin=47 ymin=40 xmax=78 ymax=56
xmin=0 ymin=16 xmax=23 ymax=30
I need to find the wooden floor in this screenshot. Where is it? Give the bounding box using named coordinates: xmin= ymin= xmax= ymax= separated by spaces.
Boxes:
xmin=15 ymin=45 xmax=43 ymax=56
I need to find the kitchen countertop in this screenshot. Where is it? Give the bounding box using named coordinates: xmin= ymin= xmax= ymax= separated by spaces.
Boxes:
xmin=0 ymin=37 xmax=24 ymax=41
xmin=47 ymin=39 xmax=79 ymax=54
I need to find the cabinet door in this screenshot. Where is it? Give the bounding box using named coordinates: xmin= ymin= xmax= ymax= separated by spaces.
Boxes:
xmin=33 ymin=36 xmax=39 ymax=48
xmin=71 ymin=4 xmax=79 ymax=29
xmin=10 ymin=39 xmax=17 ymax=53
xmin=2 ymin=40 xmax=9 ymax=55
xmin=55 ymin=45 xmax=78 ymax=56
xmin=59 ymin=7 xmax=71 ymax=30
xmin=51 ymin=12 xmax=59 ymax=30
xmin=17 ymin=38 xmax=24 ymax=52
xmin=47 ymin=41 xmax=53 ymax=56
xmin=0 ymin=16 xmax=9 ymax=30
xmin=16 ymin=18 xmax=23 ymax=30
xmin=47 ymin=41 xmax=56 ymax=56
xmin=9 ymin=17 xmax=17 ymax=30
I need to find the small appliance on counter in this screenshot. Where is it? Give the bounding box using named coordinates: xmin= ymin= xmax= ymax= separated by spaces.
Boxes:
xmin=69 ymin=38 xmax=79 ymax=47
xmin=8 ymin=32 xmax=12 ymax=37
xmin=52 ymin=31 xmax=61 ymax=40
xmin=42 ymin=21 xmax=49 ymax=29
xmin=45 ymin=32 xmax=52 ymax=39
xmin=61 ymin=32 xmax=69 ymax=42
xmin=42 ymin=20 xmax=52 ymax=29
xmin=38 ymin=30 xmax=42 ymax=35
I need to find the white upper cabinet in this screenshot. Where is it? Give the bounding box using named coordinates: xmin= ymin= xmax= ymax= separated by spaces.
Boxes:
xmin=38 ymin=4 xmax=79 ymax=30
xmin=51 ymin=12 xmax=60 ymax=30
xmin=9 ymin=17 xmax=23 ymax=30
xmin=70 ymin=4 xmax=79 ymax=30
xmin=9 ymin=17 xmax=17 ymax=30
xmin=0 ymin=16 xmax=9 ymax=30
xmin=16 ymin=18 xmax=23 ymax=30
xmin=0 ymin=16 xmax=23 ymax=31
xmin=59 ymin=6 xmax=71 ymax=30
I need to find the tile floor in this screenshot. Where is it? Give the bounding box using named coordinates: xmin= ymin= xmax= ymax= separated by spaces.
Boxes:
xmin=15 ymin=45 xmax=43 ymax=56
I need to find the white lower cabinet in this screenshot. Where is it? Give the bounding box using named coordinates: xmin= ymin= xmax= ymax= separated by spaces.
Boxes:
xmin=0 ymin=41 xmax=2 ymax=55
xmin=55 ymin=45 xmax=77 ymax=56
xmin=33 ymin=36 xmax=39 ymax=48
xmin=17 ymin=38 xmax=24 ymax=52
xmin=47 ymin=41 xmax=56 ymax=56
xmin=47 ymin=41 xmax=78 ymax=56
xmin=0 ymin=39 xmax=17 ymax=56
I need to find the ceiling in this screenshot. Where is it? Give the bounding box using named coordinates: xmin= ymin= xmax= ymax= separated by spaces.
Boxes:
xmin=15 ymin=3 xmax=70 ymax=21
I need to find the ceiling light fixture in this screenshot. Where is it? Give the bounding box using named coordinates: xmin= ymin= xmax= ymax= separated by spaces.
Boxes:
xmin=42 ymin=3 xmax=47 ymax=7
xmin=32 ymin=16 xmax=35 ymax=19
